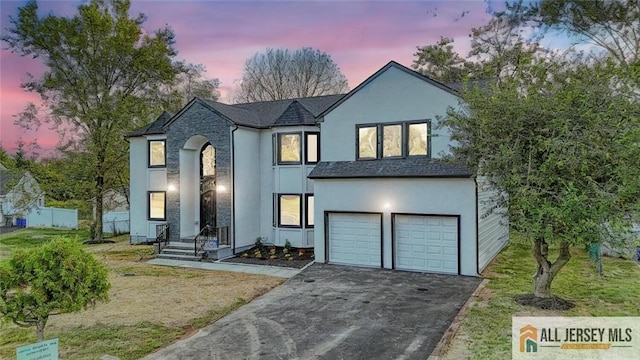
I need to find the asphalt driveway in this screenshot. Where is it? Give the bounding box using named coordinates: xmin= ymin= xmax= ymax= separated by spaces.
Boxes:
xmin=145 ymin=263 xmax=482 ymax=360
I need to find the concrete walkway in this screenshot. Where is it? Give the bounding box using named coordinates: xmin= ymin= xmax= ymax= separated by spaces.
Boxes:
xmin=146 ymin=258 xmax=301 ymax=278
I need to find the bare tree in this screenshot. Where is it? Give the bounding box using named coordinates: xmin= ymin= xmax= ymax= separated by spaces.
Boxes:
xmin=234 ymin=47 xmax=349 ymax=103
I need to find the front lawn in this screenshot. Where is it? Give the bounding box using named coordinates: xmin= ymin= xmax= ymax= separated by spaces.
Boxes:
xmin=0 ymin=228 xmax=282 ymax=359
xmin=443 ymin=235 xmax=640 ymax=359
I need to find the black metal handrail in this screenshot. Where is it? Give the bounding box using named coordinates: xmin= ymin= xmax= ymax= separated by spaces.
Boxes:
xmin=194 ymin=225 xmax=230 ymax=258
xmin=155 ymin=224 xmax=170 ymax=254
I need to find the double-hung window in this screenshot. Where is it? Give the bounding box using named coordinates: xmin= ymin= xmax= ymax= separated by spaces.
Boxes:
xmin=148 ymin=191 xmax=166 ymax=220
xmin=148 ymin=140 xmax=166 ymax=167
xmin=357 ymin=121 xmax=430 ymax=160
xmin=278 ymin=194 xmax=302 ymax=227
xmin=277 ymin=133 xmax=302 ymax=164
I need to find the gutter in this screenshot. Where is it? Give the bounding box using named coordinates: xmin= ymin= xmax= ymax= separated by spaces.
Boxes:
xmin=231 ymin=124 xmax=239 ymax=255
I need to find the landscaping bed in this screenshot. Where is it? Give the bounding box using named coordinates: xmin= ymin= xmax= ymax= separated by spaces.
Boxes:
xmin=222 ymin=244 xmax=314 ymax=269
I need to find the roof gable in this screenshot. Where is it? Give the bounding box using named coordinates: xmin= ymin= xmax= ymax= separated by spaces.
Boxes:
xmin=273 ymin=101 xmax=316 ymax=126
xmin=127 ymin=111 xmax=173 ymax=137
xmin=318 ymin=61 xmax=459 ymax=119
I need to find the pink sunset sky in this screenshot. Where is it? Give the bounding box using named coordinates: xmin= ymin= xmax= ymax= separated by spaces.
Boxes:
xmin=0 ymin=0 xmax=502 ymax=156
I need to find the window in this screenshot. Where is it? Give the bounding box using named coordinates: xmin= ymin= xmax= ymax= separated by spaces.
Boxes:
xmin=408 ymin=122 xmax=429 ymax=156
xmin=148 ymin=140 xmax=166 ymax=167
xmin=277 ymin=133 xmax=301 ymax=164
xmin=201 ymin=144 xmax=216 ymax=176
xmin=148 ymin=192 xmax=166 ymax=220
xmin=278 ymin=194 xmax=301 ymax=227
xmin=305 ymin=132 xmax=319 ymax=164
xmin=305 ymin=194 xmax=314 ymax=227
xmin=356 ymin=121 xmax=430 ymax=160
xmin=382 ymin=124 xmax=402 ymax=158
xmin=357 ymin=125 xmax=378 ymax=159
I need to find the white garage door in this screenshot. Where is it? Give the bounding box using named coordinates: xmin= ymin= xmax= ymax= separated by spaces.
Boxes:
xmin=328 ymin=213 xmax=381 ymax=267
xmin=395 ymin=215 xmax=458 ymax=274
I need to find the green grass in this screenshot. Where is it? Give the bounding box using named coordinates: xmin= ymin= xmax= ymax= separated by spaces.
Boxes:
xmin=0 ymin=322 xmax=183 ymax=360
xmin=459 ymin=235 xmax=640 ymax=359
xmin=0 ymin=227 xmax=90 ymax=246
xmin=0 ymin=228 xmax=273 ymax=359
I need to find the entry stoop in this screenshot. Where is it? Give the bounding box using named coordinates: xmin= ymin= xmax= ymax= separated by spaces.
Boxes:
xmin=157 ymin=239 xmax=233 ymax=262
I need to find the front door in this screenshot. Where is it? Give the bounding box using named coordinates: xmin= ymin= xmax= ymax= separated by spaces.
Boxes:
xmin=200 ymin=144 xmax=216 ymax=230
xmin=200 ymin=176 xmax=216 ymax=229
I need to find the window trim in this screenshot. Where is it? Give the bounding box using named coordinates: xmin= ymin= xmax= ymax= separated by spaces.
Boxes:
xmin=305 ymin=194 xmax=314 ymax=228
xmin=277 ymin=132 xmax=302 ymax=165
xmin=147 ymin=191 xmax=166 ymax=221
xmin=356 ymin=124 xmax=379 ymax=160
xmin=148 ymin=139 xmax=166 ymax=168
xmin=277 ymin=194 xmax=302 ymax=228
xmin=355 ymin=120 xmax=432 ymax=160
xmin=304 ymin=132 xmax=320 ymax=164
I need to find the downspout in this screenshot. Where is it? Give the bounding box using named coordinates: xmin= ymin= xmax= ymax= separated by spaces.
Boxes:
xmin=474 ymin=177 xmax=480 ymax=276
xmin=231 ymin=125 xmax=239 ymax=254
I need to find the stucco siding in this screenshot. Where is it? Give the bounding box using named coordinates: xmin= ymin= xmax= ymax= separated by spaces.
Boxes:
xmin=129 ymin=137 xmax=153 ymax=243
xmin=259 ymin=131 xmax=275 ymax=241
xmin=234 ymin=127 xmax=261 ymax=249
xmin=313 ymin=178 xmax=478 ymax=276
xmin=477 ymin=176 xmax=509 ymax=272
xmin=321 ymin=66 xmax=463 ymax=162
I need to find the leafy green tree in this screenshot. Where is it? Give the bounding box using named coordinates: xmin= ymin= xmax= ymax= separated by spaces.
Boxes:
xmin=413 ymin=37 xmax=477 ymax=83
xmin=444 ymin=58 xmax=640 ymax=298
xmin=531 ymin=0 xmax=640 ymax=67
xmin=0 ymin=238 xmax=110 ymax=341
xmin=413 ymin=1 xmax=541 ymax=83
xmin=3 ymin=0 xmax=217 ymax=242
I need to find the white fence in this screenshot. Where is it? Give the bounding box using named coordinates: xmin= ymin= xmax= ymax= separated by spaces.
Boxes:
xmin=103 ymin=211 xmax=130 ymax=234
xmin=26 ymin=207 xmax=78 ymax=229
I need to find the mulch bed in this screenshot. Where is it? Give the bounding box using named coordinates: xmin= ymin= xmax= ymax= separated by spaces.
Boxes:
xmin=514 ymin=294 xmax=575 ymax=310
xmin=221 ymin=245 xmax=314 ymax=269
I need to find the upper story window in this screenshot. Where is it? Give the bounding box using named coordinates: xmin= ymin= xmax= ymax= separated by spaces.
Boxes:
xmin=305 ymin=133 xmax=319 ymax=164
xmin=358 ymin=126 xmax=377 ymax=159
xmin=148 ymin=140 xmax=166 ymax=167
xmin=357 ymin=121 xmax=430 ymax=160
xmin=278 ymin=133 xmax=301 ymax=164
xmin=382 ymin=124 xmax=402 ymax=158
xmin=275 ymin=131 xmax=320 ymax=165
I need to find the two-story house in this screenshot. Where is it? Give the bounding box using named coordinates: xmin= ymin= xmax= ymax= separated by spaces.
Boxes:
xmin=128 ymin=61 xmax=508 ymax=276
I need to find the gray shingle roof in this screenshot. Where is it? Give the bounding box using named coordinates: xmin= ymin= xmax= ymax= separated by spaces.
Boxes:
xmin=307 ymin=158 xmax=472 ymax=179
xmin=129 ymin=94 xmax=345 ymax=137
xmin=127 ymin=111 xmax=173 ymax=137
xmin=200 ymin=99 xmax=261 ymax=128
xmin=234 ymin=94 xmax=343 ymax=127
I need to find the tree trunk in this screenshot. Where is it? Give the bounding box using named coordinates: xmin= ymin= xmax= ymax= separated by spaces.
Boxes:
xmin=93 ymin=174 xmax=104 ymax=243
xmin=35 ymin=316 xmax=47 ymax=342
xmin=531 ymin=239 xmax=572 ymax=298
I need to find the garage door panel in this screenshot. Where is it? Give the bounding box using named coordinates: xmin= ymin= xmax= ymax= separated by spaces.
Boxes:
xmin=395 ymin=215 xmax=459 ymax=274
xmin=329 ymin=213 xmax=381 ymax=267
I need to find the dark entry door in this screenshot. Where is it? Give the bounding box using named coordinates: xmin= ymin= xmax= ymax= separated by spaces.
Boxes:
xmin=200 ymin=143 xmax=216 ymax=231
xmin=200 ymin=176 xmax=216 ymax=229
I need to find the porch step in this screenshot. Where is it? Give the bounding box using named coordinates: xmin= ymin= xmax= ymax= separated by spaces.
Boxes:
xmin=157 ymin=242 xmax=232 ymax=262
